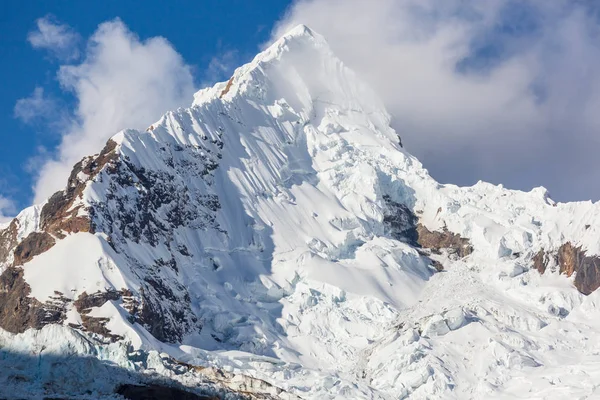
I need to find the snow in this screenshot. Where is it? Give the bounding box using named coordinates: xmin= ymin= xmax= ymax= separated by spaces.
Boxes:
xmin=23 ymin=233 xmax=128 ymax=302
xmin=4 ymin=24 xmax=600 ymax=399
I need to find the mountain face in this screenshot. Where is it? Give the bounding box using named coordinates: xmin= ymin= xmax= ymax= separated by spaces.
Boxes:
xmin=2 ymin=25 xmax=600 ymax=399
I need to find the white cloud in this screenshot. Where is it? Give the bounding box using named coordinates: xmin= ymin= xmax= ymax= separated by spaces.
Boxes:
xmin=0 ymin=196 xmax=16 ymax=224
xmin=28 ymin=15 xmax=80 ymax=61
xmin=14 ymin=87 xmax=57 ymax=123
xmin=274 ymin=0 xmax=600 ymax=201
xmin=28 ymin=18 xmax=196 ymax=203
xmin=202 ymin=50 xmax=239 ymax=87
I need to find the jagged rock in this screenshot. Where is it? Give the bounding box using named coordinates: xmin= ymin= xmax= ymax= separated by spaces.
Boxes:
xmin=73 ymin=290 xmax=126 ymax=342
xmin=533 ymin=242 xmax=600 ymax=295
xmin=0 ymin=267 xmax=67 ymax=333
xmin=382 ymin=195 xmax=418 ymax=245
xmin=12 ymin=231 xmax=56 ymax=266
xmin=416 ymin=224 xmax=473 ymax=258
xmin=137 ymin=277 xmax=199 ymax=343
xmin=74 ymin=290 xmax=122 ymax=312
xmin=116 ymin=384 xmax=220 ymax=400
xmin=558 ymin=242 xmax=580 ymax=277
xmin=533 ymin=249 xmax=548 ymax=274
xmin=0 ymin=218 xmax=19 ymax=266
xmin=40 ymin=139 xmax=118 ymax=238
xmin=382 ymin=195 xmax=472 ymax=263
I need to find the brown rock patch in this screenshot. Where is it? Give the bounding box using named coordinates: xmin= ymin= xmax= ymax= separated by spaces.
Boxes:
xmin=416 ymin=224 xmax=473 ymax=258
xmin=533 ymin=249 xmax=548 ymax=274
xmin=219 ymin=77 xmax=234 ymax=98
xmin=0 ymin=267 xmax=67 ymax=333
xmin=40 ymin=139 xmax=118 ymax=238
xmin=12 ymin=232 xmax=56 ymax=266
xmin=73 ymin=290 xmax=124 ymax=342
xmin=534 ymin=242 xmax=600 ymax=295
xmin=0 ymin=218 xmax=19 ymax=265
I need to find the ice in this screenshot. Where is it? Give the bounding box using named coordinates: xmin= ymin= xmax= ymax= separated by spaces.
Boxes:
xmin=4 ymin=24 xmax=600 ymax=399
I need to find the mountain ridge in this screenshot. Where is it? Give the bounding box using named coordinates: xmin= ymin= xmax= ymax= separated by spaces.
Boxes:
xmin=2 ymin=24 xmax=600 ymax=399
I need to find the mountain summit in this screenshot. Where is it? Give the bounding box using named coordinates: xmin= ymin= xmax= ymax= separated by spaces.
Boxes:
xmin=2 ymin=25 xmax=600 ymax=399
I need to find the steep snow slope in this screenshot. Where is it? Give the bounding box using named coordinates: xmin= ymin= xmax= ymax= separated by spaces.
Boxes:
xmin=2 ymin=25 xmax=600 ymax=399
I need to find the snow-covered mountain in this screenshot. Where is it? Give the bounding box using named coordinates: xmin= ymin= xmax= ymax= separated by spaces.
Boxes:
xmin=2 ymin=25 xmax=600 ymax=399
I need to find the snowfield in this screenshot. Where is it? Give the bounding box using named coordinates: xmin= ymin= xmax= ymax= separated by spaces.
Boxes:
xmin=3 ymin=25 xmax=600 ymax=399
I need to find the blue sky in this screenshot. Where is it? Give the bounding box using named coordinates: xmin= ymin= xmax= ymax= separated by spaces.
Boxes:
xmin=0 ymin=0 xmax=291 ymax=216
xmin=3 ymin=0 xmax=600 ymax=221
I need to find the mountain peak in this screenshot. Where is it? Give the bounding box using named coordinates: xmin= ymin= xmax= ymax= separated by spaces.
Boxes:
xmin=192 ymin=24 xmax=335 ymax=105
xmin=5 ymin=24 xmax=600 ymax=400
xmin=279 ymin=23 xmax=316 ymax=39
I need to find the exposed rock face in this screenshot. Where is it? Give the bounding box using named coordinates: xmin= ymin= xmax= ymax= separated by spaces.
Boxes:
xmin=533 ymin=242 xmax=600 ymax=295
xmin=73 ymin=290 xmax=125 ymax=342
xmin=219 ymin=77 xmax=234 ymax=98
xmin=382 ymin=195 xmax=472 ymax=262
xmin=12 ymin=232 xmax=56 ymax=266
xmin=382 ymin=195 xmax=418 ymax=245
xmin=116 ymin=384 xmax=220 ymax=400
xmin=137 ymin=278 xmax=198 ymax=343
xmin=558 ymin=243 xmax=580 ymax=277
xmin=0 ymin=140 xmax=120 ymax=336
xmin=0 ymin=267 xmax=67 ymax=333
xmin=0 ymin=218 xmax=18 ymax=266
xmin=40 ymin=139 xmax=118 ymax=238
xmin=533 ymin=249 xmax=548 ymax=274
xmin=416 ymin=224 xmax=473 ymax=258
xmin=0 ymin=136 xmax=209 ymax=343
xmin=74 ymin=290 xmax=122 ymax=311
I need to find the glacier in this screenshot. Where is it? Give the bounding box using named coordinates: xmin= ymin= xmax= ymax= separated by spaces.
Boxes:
xmin=2 ymin=24 xmax=600 ymax=399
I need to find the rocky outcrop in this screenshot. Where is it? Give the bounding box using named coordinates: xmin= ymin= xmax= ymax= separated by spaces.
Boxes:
xmin=12 ymin=232 xmax=56 ymax=266
xmin=137 ymin=277 xmax=199 ymax=343
xmin=382 ymin=195 xmax=418 ymax=245
xmin=73 ymin=290 xmax=125 ymax=342
xmin=40 ymin=139 xmax=118 ymax=239
xmin=0 ymin=267 xmax=68 ymax=333
xmin=74 ymin=289 xmax=122 ymax=311
xmin=219 ymin=77 xmax=234 ymax=98
xmin=533 ymin=242 xmax=600 ymax=295
xmin=533 ymin=249 xmax=548 ymax=274
xmin=416 ymin=224 xmax=473 ymax=258
xmin=116 ymin=384 xmax=220 ymax=400
xmin=382 ymin=195 xmax=472 ymax=261
xmin=0 ymin=218 xmax=19 ymax=266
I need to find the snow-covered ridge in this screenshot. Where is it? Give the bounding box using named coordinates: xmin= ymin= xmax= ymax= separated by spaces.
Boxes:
xmin=2 ymin=24 xmax=600 ymax=399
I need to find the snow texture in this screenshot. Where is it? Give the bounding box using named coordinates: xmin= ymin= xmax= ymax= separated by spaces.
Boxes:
xmin=3 ymin=24 xmax=600 ymax=399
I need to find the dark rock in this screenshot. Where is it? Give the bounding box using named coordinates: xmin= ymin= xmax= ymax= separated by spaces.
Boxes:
xmin=0 ymin=267 xmax=67 ymax=333
xmin=416 ymin=224 xmax=473 ymax=258
xmin=533 ymin=249 xmax=549 ymax=274
xmin=40 ymin=139 xmax=118 ymax=238
xmin=381 ymin=195 xmax=472 ymax=259
xmin=382 ymin=195 xmax=418 ymax=245
xmin=79 ymin=315 xmax=123 ymax=342
xmin=74 ymin=290 xmax=125 ymax=342
xmin=137 ymin=278 xmax=198 ymax=343
xmin=74 ymin=290 xmax=122 ymax=313
xmin=115 ymin=384 xmax=219 ymax=400
xmin=0 ymin=218 xmax=19 ymax=266
xmin=12 ymin=232 xmax=56 ymax=266
xmin=534 ymin=242 xmax=600 ymax=295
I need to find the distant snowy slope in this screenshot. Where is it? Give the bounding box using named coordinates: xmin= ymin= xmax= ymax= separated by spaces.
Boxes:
xmin=2 ymin=25 xmax=600 ymax=399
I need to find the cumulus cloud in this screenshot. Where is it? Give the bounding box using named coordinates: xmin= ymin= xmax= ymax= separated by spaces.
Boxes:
xmin=202 ymin=50 xmax=239 ymax=87
xmin=274 ymin=0 xmax=600 ymax=201
xmin=14 ymin=87 xmax=58 ymax=124
xmin=28 ymin=15 xmax=80 ymax=61
xmin=26 ymin=18 xmax=196 ymax=203
xmin=0 ymin=196 xmax=16 ymax=224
